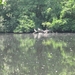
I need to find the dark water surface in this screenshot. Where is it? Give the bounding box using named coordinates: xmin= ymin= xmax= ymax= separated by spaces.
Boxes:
xmin=0 ymin=33 xmax=75 ymax=75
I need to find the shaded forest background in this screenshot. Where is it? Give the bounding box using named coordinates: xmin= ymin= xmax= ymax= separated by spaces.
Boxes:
xmin=0 ymin=0 xmax=75 ymax=33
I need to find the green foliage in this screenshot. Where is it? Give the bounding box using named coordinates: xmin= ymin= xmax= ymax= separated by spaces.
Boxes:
xmin=59 ymin=0 xmax=75 ymax=32
xmin=0 ymin=16 xmax=4 ymax=32
xmin=42 ymin=21 xmax=51 ymax=28
xmin=51 ymin=18 xmax=67 ymax=32
xmin=60 ymin=0 xmax=75 ymax=19
xmin=0 ymin=0 xmax=75 ymax=33
xmin=0 ymin=0 xmax=20 ymax=32
xmin=14 ymin=15 xmax=35 ymax=33
xmin=0 ymin=0 xmax=2 ymax=4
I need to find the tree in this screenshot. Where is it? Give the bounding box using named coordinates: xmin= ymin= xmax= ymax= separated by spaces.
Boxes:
xmin=0 ymin=0 xmax=2 ymax=4
xmin=0 ymin=0 xmax=75 ymax=33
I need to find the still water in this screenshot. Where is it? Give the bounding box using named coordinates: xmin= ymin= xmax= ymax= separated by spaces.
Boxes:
xmin=0 ymin=33 xmax=75 ymax=75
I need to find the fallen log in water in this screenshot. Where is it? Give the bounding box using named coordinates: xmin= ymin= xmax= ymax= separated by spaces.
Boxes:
xmin=33 ymin=28 xmax=51 ymax=33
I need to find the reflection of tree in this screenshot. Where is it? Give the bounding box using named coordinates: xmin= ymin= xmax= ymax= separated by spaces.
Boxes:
xmin=0 ymin=33 xmax=75 ymax=75
xmin=41 ymin=34 xmax=75 ymax=75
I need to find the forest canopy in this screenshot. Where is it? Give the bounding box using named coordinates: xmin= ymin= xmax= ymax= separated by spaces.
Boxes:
xmin=0 ymin=0 xmax=75 ymax=33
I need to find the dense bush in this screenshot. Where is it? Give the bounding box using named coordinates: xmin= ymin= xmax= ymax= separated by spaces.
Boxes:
xmin=14 ymin=16 xmax=35 ymax=33
xmin=0 ymin=0 xmax=75 ymax=33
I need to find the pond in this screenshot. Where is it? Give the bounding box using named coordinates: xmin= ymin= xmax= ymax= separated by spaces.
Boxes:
xmin=0 ymin=33 xmax=75 ymax=75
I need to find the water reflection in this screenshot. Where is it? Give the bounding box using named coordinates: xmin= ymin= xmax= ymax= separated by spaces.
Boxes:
xmin=0 ymin=33 xmax=75 ymax=75
xmin=33 ymin=33 xmax=49 ymax=39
